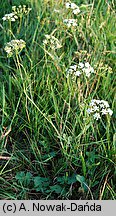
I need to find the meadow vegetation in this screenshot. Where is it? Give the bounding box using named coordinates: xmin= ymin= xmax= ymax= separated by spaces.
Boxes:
xmin=0 ymin=0 xmax=115 ymax=199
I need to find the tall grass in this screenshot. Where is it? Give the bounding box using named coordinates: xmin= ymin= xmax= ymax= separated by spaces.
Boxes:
xmin=0 ymin=0 xmax=115 ymax=200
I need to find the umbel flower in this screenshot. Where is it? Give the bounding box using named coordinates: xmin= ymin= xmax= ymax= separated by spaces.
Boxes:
xmin=2 ymin=12 xmax=18 ymax=22
xmin=12 ymin=5 xmax=32 ymax=16
xmin=2 ymin=5 xmax=32 ymax=22
xmin=87 ymin=99 xmax=113 ymax=120
xmin=4 ymin=39 xmax=26 ymax=57
xmin=43 ymin=35 xmax=62 ymax=50
xmin=63 ymin=19 xmax=77 ymax=27
xmin=65 ymin=2 xmax=80 ymax=14
xmin=66 ymin=62 xmax=94 ymax=78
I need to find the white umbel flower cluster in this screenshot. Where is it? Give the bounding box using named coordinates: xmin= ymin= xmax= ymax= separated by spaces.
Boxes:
xmin=78 ymin=62 xmax=94 ymax=77
xmin=66 ymin=64 xmax=81 ymax=78
xmin=87 ymin=99 xmax=113 ymax=120
xmin=2 ymin=12 xmax=18 ymax=22
xmin=2 ymin=5 xmax=32 ymax=22
xmin=65 ymin=2 xmax=80 ymax=14
xmin=4 ymin=39 xmax=26 ymax=57
xmin=63 ymin=19 xmax=77 ymax=27
xmin=43 ymin=35 xmax=62 ymax=50
xmin=66 ymin=62 xmax=94 ymax=78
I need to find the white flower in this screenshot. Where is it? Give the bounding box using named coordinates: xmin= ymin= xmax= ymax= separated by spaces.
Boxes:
xmin=70 ymin=65 xmax=77 ymax=71
xmin=93 ymin=113 xmax=101 ymax=120
xmin=4 ymin=39 xmax=26 ymax=57
xmin=66 ymin=64 xmax=81 ymax=78
xmin=82 ymin=68 xmax=91 ymax=77
xmin=87 ymin=108 xmax=95 ymax=113
xmin=84 ymin=62 xmax=94 ymax=73
xmin=4 ymin=46 xmax=12 ymax=54
xmin=101 ymin=109 xmax=108 ymax=115
xmin=2 ymin=17 xmax=7 ymax=21
xmin=65 ymin=2 xmax=71 ymax=8
xmin=70 ymin=3 xmax=78 ymax=9
xmin=78 ymin=62 xmax=84 ymax=68
xmin=74 ymin=70 xmax=81 ymax=76
xmin=2 ymin=5 xmax=32 ymax=23
xmin=68 ymin=68 xmax=73 ymax=74
xmin=90 ymin=99 xmax=95 ymax=104
xmin=63 ymin=19 xmax=77 ymax=27
xmin=43 ymin=39 xmax=48 ymax=45
xmin=65 ymin=2 xmax=80 ymax=14
xmin=2 ymin=12 xmax=18 ymax=22
xmin=12 ymin=6 xmax=16 ymax=11
xmin=44 ymin=34 xmax=50 ymax=40
xmin=107 ymin=108 xmax=113 ymax=116
xmin=101 ymin=108 xmax=113 ymax=116
xmin=93 ymin=105 xmax=99 ymax=112
xmin=66 ymin=62 xmax=94 ymax=79
xmin=84 ymin=62 xmax=90 ymax=68
xmin=73 ymin=8 xmax=80 ymax=14
xmin=82 ymin=62 xmax=94 ymax=77
xmin=95 ymin=99 xmax=101 ymax=104
xmin=100 ymin=100 xmax=109 ymax=108
xmin=11 ymin=18 xmax=15 ymax=22
xmin=91 ymin=67 xmax=94 ymax=73
xmin=87 ymin=99 xmax=113 ymax=120
xmin=79 ymin=62 xmax=94 ymax=77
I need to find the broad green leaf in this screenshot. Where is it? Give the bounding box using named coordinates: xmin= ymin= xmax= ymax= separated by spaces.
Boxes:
xmin=76 ymin=174 xmax=88 ymax=192
xmin=50 ymin=185 xmax=63 ymax=194
xmin=67 ymin=174 xmax=77 ymax=184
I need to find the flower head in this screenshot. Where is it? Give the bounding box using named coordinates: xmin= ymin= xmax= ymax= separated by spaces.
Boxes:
xmin=87 ymin=99 xmax=113 ymax=120
xmin=82 ymin=62 xmax=94 ymax=77
xmin=2 ymin=12 xmax=18 ymax=22
xmin=65 ymin=2 xmax=80 ymax=14
xmin=65 ymin=2 xmax=71 ymax=8
xmin=93 ymin=113 xmax=101 ymax=120
xmin=12 ymin=5 xmax=32 ymax=15
xmin=73 ymin=8 xmax=80 ymax=14
xmin=66 ymin=62 xmax=94 ymax=78
xmin=43 ymin=35 xmax=62 ymax=50
xmin=78 ymin=62 xmax=84 ymax=68
xmin=63 ymin=19 xmax=77 ymax=27
xmin=2 ymin=5 xmax=32 ymax=22
xmin=4 ymin=39 xmax=26 ymax=57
